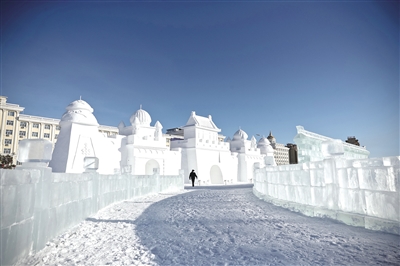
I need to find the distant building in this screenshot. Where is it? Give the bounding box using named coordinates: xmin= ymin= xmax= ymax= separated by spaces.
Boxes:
xmin=345 ymin=136 xmax=360 ymax=146
xmin=286 ymin=143 xmax=298 ymax=164
xmin=267 ymin=131 xmax=290 ymax=165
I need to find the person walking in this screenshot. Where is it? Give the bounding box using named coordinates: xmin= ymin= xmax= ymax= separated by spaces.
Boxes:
xmin=189 ymin=169 xmax=198 ymax=187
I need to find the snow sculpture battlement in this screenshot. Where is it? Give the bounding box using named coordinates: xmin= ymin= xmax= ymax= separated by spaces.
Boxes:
xmin=294 ymin=125 xmax=370 ymax=163
xmin=172 ymin=137 xmax=230 ymax=150
xmin=253 ymin=155 xmax=400 ymax=235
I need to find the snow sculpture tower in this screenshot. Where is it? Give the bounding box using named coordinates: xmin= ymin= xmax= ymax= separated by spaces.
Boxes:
xmin=170 ymin=111 xmax=237 ymax=185
xmin=229 ymin=128 xmax=265 ymax=182
xmin=49 ymin=99 xmax=121 ymax=174
xmin=257 ymin=136 xmax=277 ymax=166
xmin=118 ymin=106 xmax=181 ymax=175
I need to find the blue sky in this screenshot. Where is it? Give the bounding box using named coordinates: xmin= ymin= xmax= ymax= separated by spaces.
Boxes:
xmin=1 ymin=0 xmax=398 ymax=158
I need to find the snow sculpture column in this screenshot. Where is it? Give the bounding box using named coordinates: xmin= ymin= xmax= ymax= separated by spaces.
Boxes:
xmin=154 ymin=121 xmax=162 ymax=141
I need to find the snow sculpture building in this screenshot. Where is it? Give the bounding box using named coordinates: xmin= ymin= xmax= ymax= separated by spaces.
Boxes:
xmin=46 ymin=99 xmax=275 ymax=183
xmin=170 ymin=111 xmax=237 ymax=185
xmin=257 ymin=136 xmax=277 ymax=166
xmin=118 ymin=107 xmax=181 ymax=175
xmin=228 ymin=129 xmax=271 ymax=182
xmin=294 ymin=125 xmax=370 ymax=163
xmin=49 ymin=99 xmax=121 ymax=174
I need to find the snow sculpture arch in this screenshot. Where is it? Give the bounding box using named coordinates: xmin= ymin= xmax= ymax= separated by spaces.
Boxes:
xmin=145 ymin=159 xmax=160 ymax=175
xmin=210 ymin=165 xmax=223 ymax=184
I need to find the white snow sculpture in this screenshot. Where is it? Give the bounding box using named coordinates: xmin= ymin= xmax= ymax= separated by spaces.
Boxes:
xmin=257 ymin=136 xmax=277 ymax=166
xmin=49 ymin=99 xmax=121 ymax=174
xmin=18 ymin=139 xmax=53 ymax=168
xmin=294 ymin=125 xmax=369 ymax=163
xmin=119 ymin=106 xmax=181 ymax=175
xmin=321 ymin=139 xmax=344 ymax=158
xmin=170 ymin=111 xmax=237 ymax=185
xmin=229 ymin=128 xmax=266 ymax=182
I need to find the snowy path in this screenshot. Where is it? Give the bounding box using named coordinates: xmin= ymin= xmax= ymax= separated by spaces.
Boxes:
xmin=19 ymin=185 xmax=399 ymax=265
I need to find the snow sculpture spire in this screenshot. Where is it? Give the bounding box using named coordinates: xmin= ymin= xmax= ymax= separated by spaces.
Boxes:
xmin=251 ymin=136 xmax=257 ymax=149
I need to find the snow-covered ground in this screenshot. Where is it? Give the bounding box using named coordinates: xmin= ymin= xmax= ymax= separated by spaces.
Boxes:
xmin=19 ymin=185 xmax=400 ymax=265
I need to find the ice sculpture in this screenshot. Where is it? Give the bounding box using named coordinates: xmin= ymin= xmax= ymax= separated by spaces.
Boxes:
xmin=17 ymin=139 xmax=53 ymax=167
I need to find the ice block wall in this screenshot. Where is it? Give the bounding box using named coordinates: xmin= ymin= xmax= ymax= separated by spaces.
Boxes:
xmin=253 ymin=156 xmax=399 ymax=235
xmin=294 ymin=126 xmax=370 ymax=163
xmin=1 ymin=169 xmax=184 ymax=266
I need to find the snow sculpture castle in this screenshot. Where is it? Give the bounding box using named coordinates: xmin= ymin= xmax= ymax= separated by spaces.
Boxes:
xmin=227 ymin=129 xmax=274 ymax=182
xmin=170 ymin=111 xmax=238 ymax=185
xmin=49 ymin=99 xmax=276 ymax=183
xmin=118 ymin=107 xmax=181 ymax=175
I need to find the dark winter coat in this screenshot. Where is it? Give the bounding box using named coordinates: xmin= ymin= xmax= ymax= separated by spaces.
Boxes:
xmin=189 ymin=171 xmax=197 ymax=180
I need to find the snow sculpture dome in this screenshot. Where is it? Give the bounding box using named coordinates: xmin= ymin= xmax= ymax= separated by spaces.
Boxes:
xmin=130 ymin=106 xmax=152 ymax=126
xmin=257 ymin=137 xmax=274 ymax=154
xmin=257 ymin=137 xmax=271 ymax=146
xmin=233 ymin=128 xmax=248 ymax=140
xmin=60 ymin=99 xmax=99 ymax=126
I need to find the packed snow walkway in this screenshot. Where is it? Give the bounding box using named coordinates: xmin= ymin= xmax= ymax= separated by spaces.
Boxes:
xmin=19 ymin=185 xmax=399 ymax=265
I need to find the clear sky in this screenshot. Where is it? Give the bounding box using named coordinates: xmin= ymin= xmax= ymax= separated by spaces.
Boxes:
xmin=1 ymin=0 xmax=398 ymax=158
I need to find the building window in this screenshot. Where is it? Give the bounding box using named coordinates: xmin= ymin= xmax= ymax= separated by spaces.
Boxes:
xmin=32 ymin=132 xmax=38 ymax=137
xmin=20 ymin=121 xmax=27 ymax=127
xmin=56 ymin=126 xmax=61 ymax=130
xmin=4 ymin=149 xmax=11 ymax=154
xmin=8 ymin=111 xmax=15 ymax=116
xmin=19 ymin=131 xmax=26 ymax=137
xmin=5 ymin=130 xmax=12 ymax=135
xmin=55 ymin=134 xmax=58 ymax=139
xmin=44 ymin=133 xmax=50 ymax=138
xmin=45 ymin=124 xmax=50 ymax=129
xmin=33 ymin=123 xmax=39 ymax=128
xmin=4 ymin=139 xmax=12 ymax=145
xmin=6 ymin=120 xmax=13 ymax=126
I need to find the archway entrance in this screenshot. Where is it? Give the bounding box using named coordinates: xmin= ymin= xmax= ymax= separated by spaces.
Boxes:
xmin=210 ymin=165 xmax=223 ymax=184
xmin=145 ymin=159 xmax=160 ymax=175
